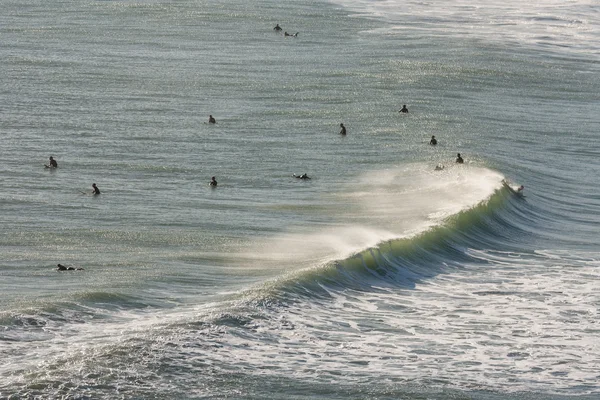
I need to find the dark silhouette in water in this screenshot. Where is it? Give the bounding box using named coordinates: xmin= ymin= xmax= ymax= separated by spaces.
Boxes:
xmin=293 ymin=173 xmax=311 ymax=180
xmin=210 ymin=176 xmax=218 ymax=187
xmin=456 ymin=153 xmax=464 ymax=164
xmin=56 ymin=264 xmax=83 ymax=271
xmin=45 ymin=156 xmax=58 ymax=168
xmin=430 ymin=135 xmax=437 ymax=145
xmin=399 ymin=105 xmax=409 ymax=113
xmin=339 ymin=123 xmax=346 ymax=135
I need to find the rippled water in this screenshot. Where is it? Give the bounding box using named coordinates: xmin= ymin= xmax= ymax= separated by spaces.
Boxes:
xmin=1 ymin=0 xmax=599 ymax=398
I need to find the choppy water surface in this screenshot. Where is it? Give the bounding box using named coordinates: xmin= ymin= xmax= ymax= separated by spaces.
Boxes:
xmin=1 ymin=0 xmax=599 ymax=398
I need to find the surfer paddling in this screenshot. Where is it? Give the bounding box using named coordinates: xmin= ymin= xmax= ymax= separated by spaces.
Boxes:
xmin=45 ymin=156 xmax=58 ymax=169
xmin=56 ymin=264 xmax=84 ymax=271
xmin=293 ymin=173 xmax=310 ymax=180
xmin=284 ymin=32 xmax=299 ymax=37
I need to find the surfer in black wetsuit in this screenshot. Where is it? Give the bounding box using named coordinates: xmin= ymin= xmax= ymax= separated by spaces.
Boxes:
xmin=92 ymin=183 xmax=100 ymax=195
xmin=399 ymin=105 xmax=409 ymax=113
xmin=208 ymin=115 xmax=216 ymax=124
xmin=293 ymin=173 xmax=310 ymax=180
xmin=210 ymin=176 xmax=218 ymax=187
xmin=45 ymin=156 xmax=58 ymax=168
xmin=455 ymin=153 xmax=464 ymax=164
xmin=274 ymin=24 xmax=282 ymax=31
xmin=284 ymin=32 xmax=299 ymax=37
xmin=56 ymin=264 xmax=83 ymax=271
xmin=430 ymin=135 xmax=437 ymax=145
xmin=339 ymin=123 xmax=346 ymax=135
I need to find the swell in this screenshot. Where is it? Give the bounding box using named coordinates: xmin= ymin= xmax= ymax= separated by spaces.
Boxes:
xmin=244 ymin=183 xmax=534 ymax=308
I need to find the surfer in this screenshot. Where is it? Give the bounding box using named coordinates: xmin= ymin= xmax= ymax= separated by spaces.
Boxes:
xmin=434 ymin=164 xmax=444 ymax=171
xmin=274 ymin=24 xmax=282 ymax=31
xmin=517 ymin=185 xmax=524 ymax=192
xmin=45 ymin=156 xmax=58 ymax=168
xmin=92 ymin=183 xmax=101 ymax=195
xmin=293 ymin=173 xmax=310 ymax=180
xmin=56 ymin=264 xmax=83 ymax=271
xmin=209 ymin=176 xmax=218 ymax=187
xmin=455 ymin=153 xmax=464 ymax=164
xmin=208 ymin=115 xmax=216 ymax=124
xmin=399 ymin=105 xmax=409 ymax=113
xmin=430 ymin=135 xmax=437 ymax=145
xmin=339 ymin=123 xmax=346 ymax=135
xmin=284 ymin=32 xmax=298 ymax=37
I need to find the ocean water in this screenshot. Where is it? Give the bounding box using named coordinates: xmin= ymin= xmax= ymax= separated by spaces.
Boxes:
xmin=1 ymin=0 xmax=599 ymax=398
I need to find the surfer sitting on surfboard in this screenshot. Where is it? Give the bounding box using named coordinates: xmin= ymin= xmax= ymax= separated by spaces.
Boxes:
xmin=208 ymin=115 xmax=216 ymax=124
xmin=209 ymin=177 xmax=218 ymax=187
xmin=456 ymin=153 xmax=464 ymax=164
xmin=92 ymin=183 xmax=100 ymax=195
xmin=45 ymin=156 xmax=58 ymax=168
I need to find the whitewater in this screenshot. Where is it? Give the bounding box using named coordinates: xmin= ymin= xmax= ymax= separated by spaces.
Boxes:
xmin=1 ymin=0 xmax=599 ymax=398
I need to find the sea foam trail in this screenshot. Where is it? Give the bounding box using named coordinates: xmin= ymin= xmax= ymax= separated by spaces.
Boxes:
xmin=331 ymin=0 xmax=600 ymax=58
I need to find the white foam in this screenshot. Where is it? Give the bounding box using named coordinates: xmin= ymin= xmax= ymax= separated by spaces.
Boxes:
xmin=237 ymin=164 xmax=503 ymax=272
xmin=330 ymin=0 xmax=600 ymax=59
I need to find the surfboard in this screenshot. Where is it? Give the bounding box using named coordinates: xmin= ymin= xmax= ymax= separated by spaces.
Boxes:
xmin=502 ymin=180 xmax=525 ymax=198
